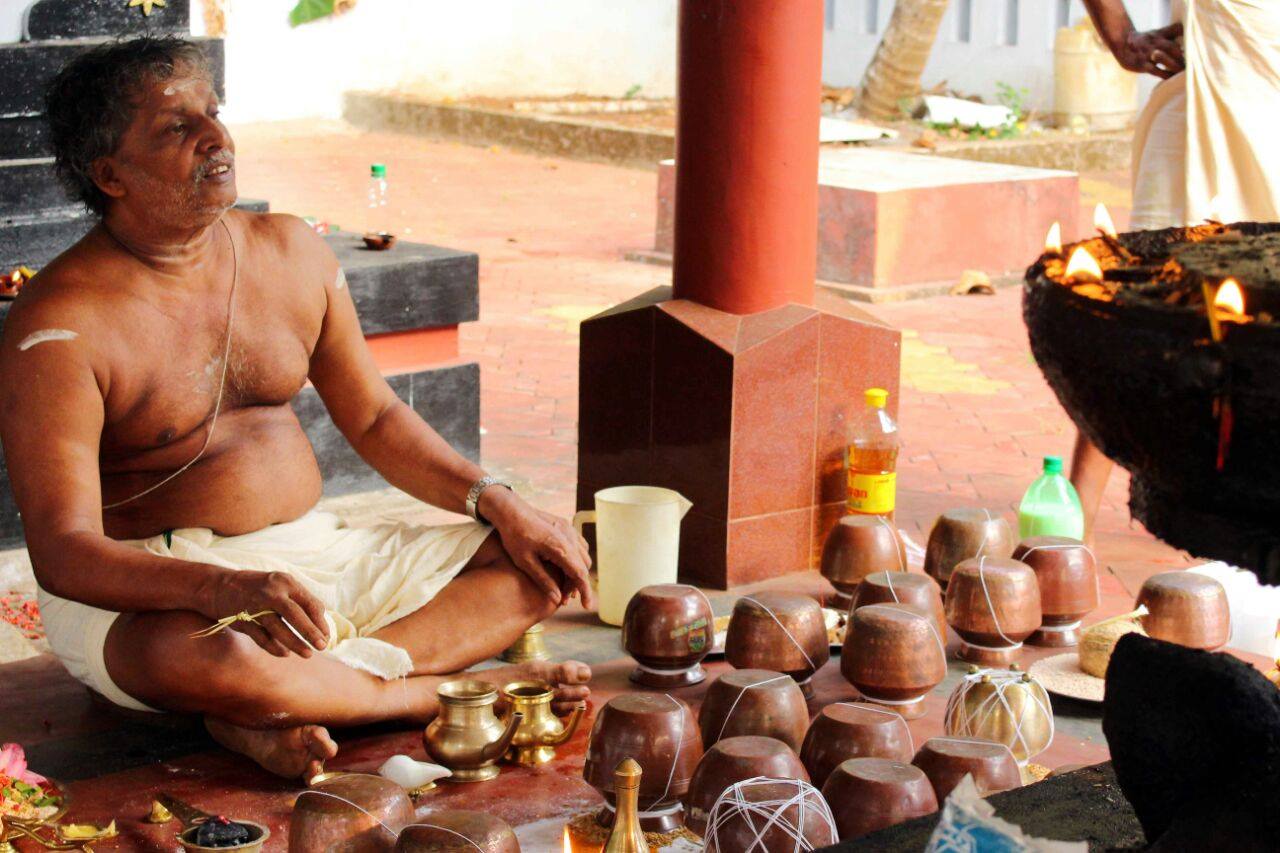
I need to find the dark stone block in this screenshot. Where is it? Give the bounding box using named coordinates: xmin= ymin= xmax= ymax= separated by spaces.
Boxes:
xmin=25 ymin=0 xmax=191 ymax=41
xmin=325 ymin=231 xmax=479 ymax=334
xmin=0 ymin=158 xmax=67 ymax=218
xmin=1103 ymin=634 xmax=1280 ymax=848
xmin=0 ymin=36 xmax=223 ymax=120
xmin=0 ymin=116 xmax=52 ymax=160
xmin=291 ymin=362 xmax=481 ymax=495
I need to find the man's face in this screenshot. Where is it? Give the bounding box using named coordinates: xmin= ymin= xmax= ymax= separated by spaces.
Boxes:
xmin=95 ymin=67 xmax=237 ymax=225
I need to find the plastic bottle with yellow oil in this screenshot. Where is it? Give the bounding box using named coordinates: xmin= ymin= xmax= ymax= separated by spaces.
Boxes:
xmin=846 ymin=388 xmax=898 ymax=518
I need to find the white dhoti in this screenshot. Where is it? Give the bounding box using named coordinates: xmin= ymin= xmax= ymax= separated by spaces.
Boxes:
xmin=38 ymin=510 xmax=492 ymax=712
xmin=1131 ymin=0 xmax=1280 ymax=229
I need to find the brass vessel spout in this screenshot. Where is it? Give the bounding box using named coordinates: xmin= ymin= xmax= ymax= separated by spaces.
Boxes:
xmin=502 ymin=680 xmax=587 ymax=766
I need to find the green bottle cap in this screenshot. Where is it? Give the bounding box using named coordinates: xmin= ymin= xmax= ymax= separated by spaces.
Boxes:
xmin=1043 ymin=455 xmax=1064 ymax=475
xmin=370 ymin=163 xmax=386 ymax=178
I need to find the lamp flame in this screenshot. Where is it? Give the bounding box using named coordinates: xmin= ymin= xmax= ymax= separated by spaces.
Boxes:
xmin=1094 ymin=203 xmax=1117 ymax=238
xmin=1044 ymin=222 xmax=1062 ymax=254
xmin=1065 ymin=246 xmax=1103 ymax=282
xmin=1215 ymin=278 xmax=1245 ymax=316
xmin=562 ymin=826 xmax=571 ymax=853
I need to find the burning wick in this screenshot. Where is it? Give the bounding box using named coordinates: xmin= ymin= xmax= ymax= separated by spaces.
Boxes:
xmin=1064 ymin=246 xmax=1103 ymax=283
xmin=562 ymin=826 xmax=572 ymax=852
xmin=1094 ymin=203 xmax=1118 ymax=238
xmin=1215 ymin=277 xmax=1246 ymax=318
xmin=1044 ymin=222 xmax=1062 ymax=255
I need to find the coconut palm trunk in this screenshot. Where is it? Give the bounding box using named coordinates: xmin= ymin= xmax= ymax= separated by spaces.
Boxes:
xmin=856 ymin=0 xmax=952 ymax=120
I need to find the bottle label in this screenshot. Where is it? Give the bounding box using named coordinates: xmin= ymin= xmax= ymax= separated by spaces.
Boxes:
xmin=848 ymin=472 xmax=896 ymax=514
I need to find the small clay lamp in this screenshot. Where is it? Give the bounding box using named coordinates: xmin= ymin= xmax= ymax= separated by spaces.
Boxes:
xmin=945 ymin=557 xmax=1041 ymax=666
xmin=911 ymin=736 xmax=1022 ymax=801
xmin=1136 ymin=571 xmax=1231 ymax=651
xmin=697 ymin=668 xmax=809 ymax=751
xmin=800 ymin=702 xmax=914 ymax=788
xmin=820 ymin=757 xmax=938 ymax=840
xmin=621 ymin=583 xmax=716 ymax=688
xmin=289 ymin=773 xmax=413 ymax=852
xmin=1013 ymin=536 xmax=1098 ymax=647
xmin=725 ymin=593 xmax=830 ymax=697
xmin=851 ymin=571 xmax=947 ymax=643
xmin=840 ymin=603 xmax=947 ymax=720
xmin=701 ymin=778 xmax=837 ymax=851
xmin=820 ymin=515 xmax=906 ymax=610
xmin=684 ymin=736 xmax=809 ymax=837
xmin=925 ymin=509 xmax=1015 ymax=588
xmin=394 ymin=812 xmax=519 ymax=852
xmin=582 ymin=693 xmax=703 ymax=833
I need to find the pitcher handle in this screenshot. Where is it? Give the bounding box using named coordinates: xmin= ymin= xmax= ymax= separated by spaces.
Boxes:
xmin=572 ymin=510 xmax=596 ymax=539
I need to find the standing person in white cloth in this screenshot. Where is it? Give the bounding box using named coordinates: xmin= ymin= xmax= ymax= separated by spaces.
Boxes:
xmin=1071 ymin=0 xmax=1280 ymax=542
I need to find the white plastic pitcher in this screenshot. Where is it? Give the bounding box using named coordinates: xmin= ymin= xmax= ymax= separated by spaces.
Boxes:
xmin=574 ymin=486 xmax=693 ymax=626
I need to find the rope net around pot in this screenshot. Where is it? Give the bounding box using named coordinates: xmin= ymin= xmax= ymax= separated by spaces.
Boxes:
xmin=702 ymin=776 xmax=837 ymax=852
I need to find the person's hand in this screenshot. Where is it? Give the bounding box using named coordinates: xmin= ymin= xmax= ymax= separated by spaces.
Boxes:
xmin=202 ymin=569 xmax=331 ymax=658
xmin=1115 ymin=23 xmax=1184 ymax=78
xmin=482 ymin=490 xmax=595 ymax=610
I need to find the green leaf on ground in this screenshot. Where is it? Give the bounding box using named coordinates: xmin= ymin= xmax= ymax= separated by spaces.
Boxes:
xmin=289 ymin=0 xmax=336 ymax=27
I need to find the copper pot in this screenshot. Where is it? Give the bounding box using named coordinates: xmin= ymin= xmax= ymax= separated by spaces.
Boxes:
xmin=1013 ymin=537 xmax=1098 ymax=647
xmin=911 ymin=736 xmax=1022 ymax=801
xmin=840 ymin=603 xmax=947 ymax=720
xmin=696 ymin=668 xmax=809 ymax=751
xmin=684 ymin=736 xmax=809 ymax=837
xmin=945 ymin=557 xmax=1041 ymax=666
xmin=701 ymin=779 xmax=836 ymax=852
xmin=925 ymin=509 xmax=1015 ymax=588
xmin=583 ymin=693 xmax=703 ymax=833
xmin=800 ymin=702 xmax=914 ymax=788
xmin=725 ymin=593 xmax=830 ymax=697
xmin=289 ymin=774 xmax=413 ymax=853
xmin=621 ymin=584 xmax=716 ymax=688
xmin=820 ymin=516 xmax=906 ymax=609
xmin=394 ymin=812 xmax=520 ymax=852
xmin=1136 ymin=571 xmax=1231 ymax=651
xmin=820 ymin=757 xmax=938 ymax=840
xmin=851 ymin=571 xmax=947 ymax=644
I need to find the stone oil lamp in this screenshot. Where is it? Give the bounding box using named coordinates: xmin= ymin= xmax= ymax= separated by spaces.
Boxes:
xmin=911 ymin=736 xmax=1022 ymax=801
xmin=1136 ymin=571 xmax=1231 ymax=651
xmin=288 ymin=774 xmax=412 ymax=852
xmin=1013 ymin=536 xmax=1098 ymax=647
xmin=851 ymin=570 xmax=947 ymax=643
xmin=582 ymin=693 xmax=703 ymax=833
xmin=800 ymin=702 xmax=914 ymax=788
xmin=840 ymin=603 xmax=947 ymax=720
xmin=621 ymin=583 xmax=716 ymax=688
xmin=944 ymin=667 xmax=1054 ymax=768
xmin=724 ymin=593 xmax=830 ymax=697
xmin=819 ymin=757 xmax=938 ymax=840
xmin=684 ymin=736 xmax=809 ymax=837
xmin=394 ymin=812 xmax=519 ymax=852
xmin=697 ymin=668 xmax=809 ymax=751
xmin=945 ymin=556 xmax=1041 ymax=665
xmin=924 ymin=509 xmax=1015 ymax=589
xmin=820 ymin=515 xmax=906 ymax=610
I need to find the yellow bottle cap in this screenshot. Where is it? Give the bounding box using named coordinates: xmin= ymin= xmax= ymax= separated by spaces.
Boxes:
xmin=865 ymin=388 xmax=889 ymax=408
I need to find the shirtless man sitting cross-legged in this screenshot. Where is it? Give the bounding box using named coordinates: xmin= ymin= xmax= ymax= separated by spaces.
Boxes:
xmin=0 ymin=36 xmax=593 ymax=780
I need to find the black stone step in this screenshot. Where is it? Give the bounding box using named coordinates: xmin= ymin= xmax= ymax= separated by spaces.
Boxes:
xmin=0 ymin=158 xmax=66 ymax=218
xmin=24 ymin=0 xmax=190 ymax=42
xmin=0 ymin=35 xmax=223 ymax=120
xmin=0 ymin=117 xmax=52 ymax=160
xmin=0 ymin=197 xmax=269 ymax=273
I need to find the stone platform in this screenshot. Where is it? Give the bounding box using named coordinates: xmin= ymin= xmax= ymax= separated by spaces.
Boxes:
xmin=654 ymin=149 xmax=1079 ymax=294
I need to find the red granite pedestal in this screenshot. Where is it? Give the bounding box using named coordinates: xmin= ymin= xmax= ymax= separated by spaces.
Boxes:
xmin=576 ymin=286 xmax=900 ymax=589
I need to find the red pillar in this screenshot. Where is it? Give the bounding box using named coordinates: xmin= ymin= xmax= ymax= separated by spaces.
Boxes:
xmin=673 ymin=0 xmax=823 ymax=314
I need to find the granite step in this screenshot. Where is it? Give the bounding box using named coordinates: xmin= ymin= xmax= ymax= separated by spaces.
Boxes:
xmin=0 ymin=117 xmax=51 ymax=161
xmin=23 ymin=0 xmax=190 ymax=42
xmin=0 ymin=157 xmax=67 ymax=218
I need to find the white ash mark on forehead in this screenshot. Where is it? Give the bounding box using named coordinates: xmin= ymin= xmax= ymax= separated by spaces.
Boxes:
xmin=334 ymin=269 xmax=347 ymax=290
xmin=162 ymin=78 xmax=200 ymax=97
xmin=17 ymin=329 xmax=78 ymax=351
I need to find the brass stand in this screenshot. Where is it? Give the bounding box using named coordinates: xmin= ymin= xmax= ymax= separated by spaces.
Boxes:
xmin=502 ymin=623 xmax=551 ymax=663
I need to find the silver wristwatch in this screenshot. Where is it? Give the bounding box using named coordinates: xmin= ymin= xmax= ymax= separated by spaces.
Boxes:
xmin=466 ymin=475 xmax=511 ymax=524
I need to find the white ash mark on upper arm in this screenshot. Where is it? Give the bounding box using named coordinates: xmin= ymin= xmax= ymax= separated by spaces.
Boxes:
xmin=16 ymin=329 xmax=78 ymax=351
xmin=334 ymin=269 xmax=347 ymax=290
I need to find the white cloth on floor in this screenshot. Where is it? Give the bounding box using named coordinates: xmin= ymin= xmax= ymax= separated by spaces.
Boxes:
xmin=38 ymin=509 xmax=492 ymax=712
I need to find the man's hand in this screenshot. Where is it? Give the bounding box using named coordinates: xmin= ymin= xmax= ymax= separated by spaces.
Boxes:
xmin=203 ymin=569 xmax=331 ymax=658
xmin=481 ymin=489 xmax=595 ymax=610
xmin=1115 ymin=23 xmax=1184 ymax=78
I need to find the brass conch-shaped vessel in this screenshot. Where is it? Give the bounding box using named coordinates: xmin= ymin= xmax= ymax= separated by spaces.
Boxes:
xmin=502 ymin=680 xmax=586 ymax=766
xmin=424 ymin=680 xmax=523 ymax=782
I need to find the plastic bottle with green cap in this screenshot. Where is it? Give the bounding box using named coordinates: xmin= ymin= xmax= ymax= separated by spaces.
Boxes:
xmin=367 ymin=163 xmax=389 ymax=235
xmin=846 ymin=387 xmax=898 ymax=517
xmin=1017 ymin=455 xmax=1085 ymax=539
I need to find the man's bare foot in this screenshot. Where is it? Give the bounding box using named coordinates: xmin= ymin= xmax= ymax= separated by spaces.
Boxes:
xmin=473 ymin=660 xmax=591 ymax=714
xmin=205 ymin=717 xmax=339 ymax=780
